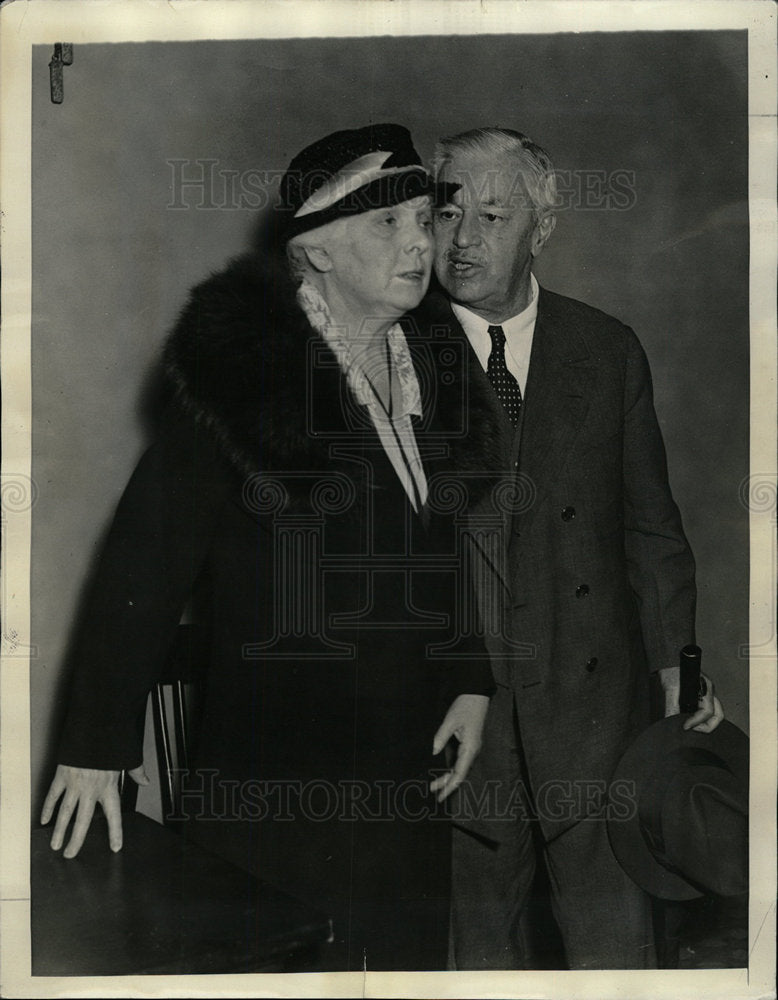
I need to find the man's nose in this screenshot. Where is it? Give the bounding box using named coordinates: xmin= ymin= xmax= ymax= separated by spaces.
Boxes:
xmin=453 ymin=213 xmax=480 ymax=248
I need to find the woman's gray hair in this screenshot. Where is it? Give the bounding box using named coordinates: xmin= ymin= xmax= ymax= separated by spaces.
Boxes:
xmin=431 ymin=127 xmax=557 ymax=218
xmin=285 ymin=237 xmax=311 ymax=282
xmin=286 ymin=219 xmax=345 ymax=282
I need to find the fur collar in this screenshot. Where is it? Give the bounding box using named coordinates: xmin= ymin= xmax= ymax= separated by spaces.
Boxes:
xmin=163 ymin=252 xmax=502 ymax=501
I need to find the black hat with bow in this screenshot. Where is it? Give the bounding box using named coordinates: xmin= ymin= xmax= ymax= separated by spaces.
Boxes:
xmin=274 ymin=122 xmax=458 ymax=242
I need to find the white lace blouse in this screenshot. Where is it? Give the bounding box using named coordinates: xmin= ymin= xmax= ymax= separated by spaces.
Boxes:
xmin=297 ymin=281 xmax=429 ymax=512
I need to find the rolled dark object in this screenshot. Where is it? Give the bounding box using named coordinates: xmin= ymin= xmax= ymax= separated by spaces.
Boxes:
xmin=679 ymin=644 xmax=702 ymax=714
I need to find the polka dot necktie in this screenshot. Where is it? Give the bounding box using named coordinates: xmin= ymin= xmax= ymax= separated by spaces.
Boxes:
xmin=486 ymin=325 xmax=522 ymax=425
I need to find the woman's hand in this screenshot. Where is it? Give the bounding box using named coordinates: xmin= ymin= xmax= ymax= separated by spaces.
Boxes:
xmin=430 ymin=694 xmax=490 ymax=802
xmin=40 ymin=763 xmax=149 ymax=859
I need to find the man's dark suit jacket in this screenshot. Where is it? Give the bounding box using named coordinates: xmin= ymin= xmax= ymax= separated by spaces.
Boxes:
xmin=411 ymin=285 xmax=697 ymax=844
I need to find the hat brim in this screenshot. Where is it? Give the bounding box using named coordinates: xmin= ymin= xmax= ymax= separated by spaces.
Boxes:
xmin=607 ymin=716 xmax=749 ymax=901
xmin=281 ymin=173 xmax=460 ymax=242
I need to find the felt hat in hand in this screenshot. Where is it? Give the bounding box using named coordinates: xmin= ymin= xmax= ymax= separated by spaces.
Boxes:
xmin=607 ymin=715 xmax=748 ymax=901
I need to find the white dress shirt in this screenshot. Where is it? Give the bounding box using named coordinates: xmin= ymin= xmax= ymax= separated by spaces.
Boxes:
xmin=297 ymin=281 xmax=428 ymax=512
xmin=451 ymin=273 xmax=539 ymax=396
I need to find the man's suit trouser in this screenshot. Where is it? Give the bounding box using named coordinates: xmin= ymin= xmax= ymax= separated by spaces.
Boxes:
xmin=449 ymin=687 xmax=657 ymax=970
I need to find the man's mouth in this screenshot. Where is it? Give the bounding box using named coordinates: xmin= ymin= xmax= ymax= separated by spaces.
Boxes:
xmin=397 ymin=270 xmax=426 ymax=281
xmin=447 ymin=258 xmax=481 ymax=273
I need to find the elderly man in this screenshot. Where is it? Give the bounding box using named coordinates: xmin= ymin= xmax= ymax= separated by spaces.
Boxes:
xmin=409 ymin=127 xmax=724 ymax=969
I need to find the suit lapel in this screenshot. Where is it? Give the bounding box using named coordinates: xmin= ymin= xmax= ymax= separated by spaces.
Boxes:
xmin=512 ymin=288 xmax=595 ymax=536
xmin=441 ymin=317 xmax=515 ymax=596
xmin=461 ymin=346 xmax=514 ymax=595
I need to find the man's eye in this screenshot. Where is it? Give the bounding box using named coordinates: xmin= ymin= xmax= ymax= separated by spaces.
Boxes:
xmin=482 ymin=213 xmax=504 ymax=223
xmin=419 ymin=215 xmax=433 ymax=229
xmin=380 ymin=214 xmax=396 ymax=225
xmin=435 ymin=209 xmax=459 ymax=222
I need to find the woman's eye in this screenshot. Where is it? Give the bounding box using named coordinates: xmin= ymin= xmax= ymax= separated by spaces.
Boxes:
xmin=381 ymin=214 xmax=396 ymax=225
xmin=482 ymin=213 xmax=503 ymax=223
xmin=419 ymin=215 xmax=432 ymax=229
xmin=435 ymin=209 xmax=458 ymax=223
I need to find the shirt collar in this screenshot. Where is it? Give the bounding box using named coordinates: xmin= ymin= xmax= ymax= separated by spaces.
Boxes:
xmin=296 ymin=280 xmax=422 ymax=418
xmin=451 ymin=272 xmax=539 ymax=345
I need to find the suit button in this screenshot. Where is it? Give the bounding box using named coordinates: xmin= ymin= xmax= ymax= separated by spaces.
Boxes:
xmin=585 ymin=657 xmax=598 ymax=672
xmin=561 ymin=506 xmax=576 ymax=521
xmin=576 ymin=584 xmax=590 ymax=598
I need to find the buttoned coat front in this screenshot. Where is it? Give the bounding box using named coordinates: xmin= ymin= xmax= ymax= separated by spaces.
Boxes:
xmin=410 ymin=286 xmax=697 ymax=844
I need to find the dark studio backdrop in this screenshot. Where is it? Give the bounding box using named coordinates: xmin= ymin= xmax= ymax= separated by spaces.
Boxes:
xmin=30 ymin=31 xmax=749 ymax=812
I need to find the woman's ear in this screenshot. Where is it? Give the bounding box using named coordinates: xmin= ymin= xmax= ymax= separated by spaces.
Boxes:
xmin=303 ymin=244 xmax=333 ymax=273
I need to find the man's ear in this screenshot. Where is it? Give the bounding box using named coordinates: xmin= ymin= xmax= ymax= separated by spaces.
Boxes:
xmin=531 ymin=213 xmax=556 ymax=258
xmin=302 ymin=243 xmax=333 ymax=273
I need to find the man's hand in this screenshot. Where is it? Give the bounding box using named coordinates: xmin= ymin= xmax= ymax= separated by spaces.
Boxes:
xmin=40 ymin=763 xmax=149 ymax=859
xmin=658 ymin=666 xmax=725 ymax=733
xmin=430 ymin=693 xmax=490 ymax=802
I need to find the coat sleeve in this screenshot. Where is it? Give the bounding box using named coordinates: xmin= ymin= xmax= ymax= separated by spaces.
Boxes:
xmin=56 ymin=414 xmax=232 ymax=770
xmin=427 ymin=518 xmax=496 ymax=703
xmin=446 ymin=665 xmax=497 ymax=702
xmin=441 ymin=641 xmax=496 ymax=703
xmin=621 ymin=328 xmax=697 ymax=672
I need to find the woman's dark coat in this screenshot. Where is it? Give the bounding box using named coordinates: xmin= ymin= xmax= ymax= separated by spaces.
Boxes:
xmin=57 ymin=252 xmax=498 ymax=969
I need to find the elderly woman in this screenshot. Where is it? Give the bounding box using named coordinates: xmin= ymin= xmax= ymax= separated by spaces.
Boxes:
xmin=41 ymin=125 xmax=496 ymax=970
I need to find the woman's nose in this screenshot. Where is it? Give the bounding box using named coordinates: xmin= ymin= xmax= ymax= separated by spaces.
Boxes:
xmin=405 ymin=221 xmax=432 ymax=254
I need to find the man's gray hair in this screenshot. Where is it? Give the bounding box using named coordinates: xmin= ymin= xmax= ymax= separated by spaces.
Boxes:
xmin=431 ymin=127 xmax=557 ymax=218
